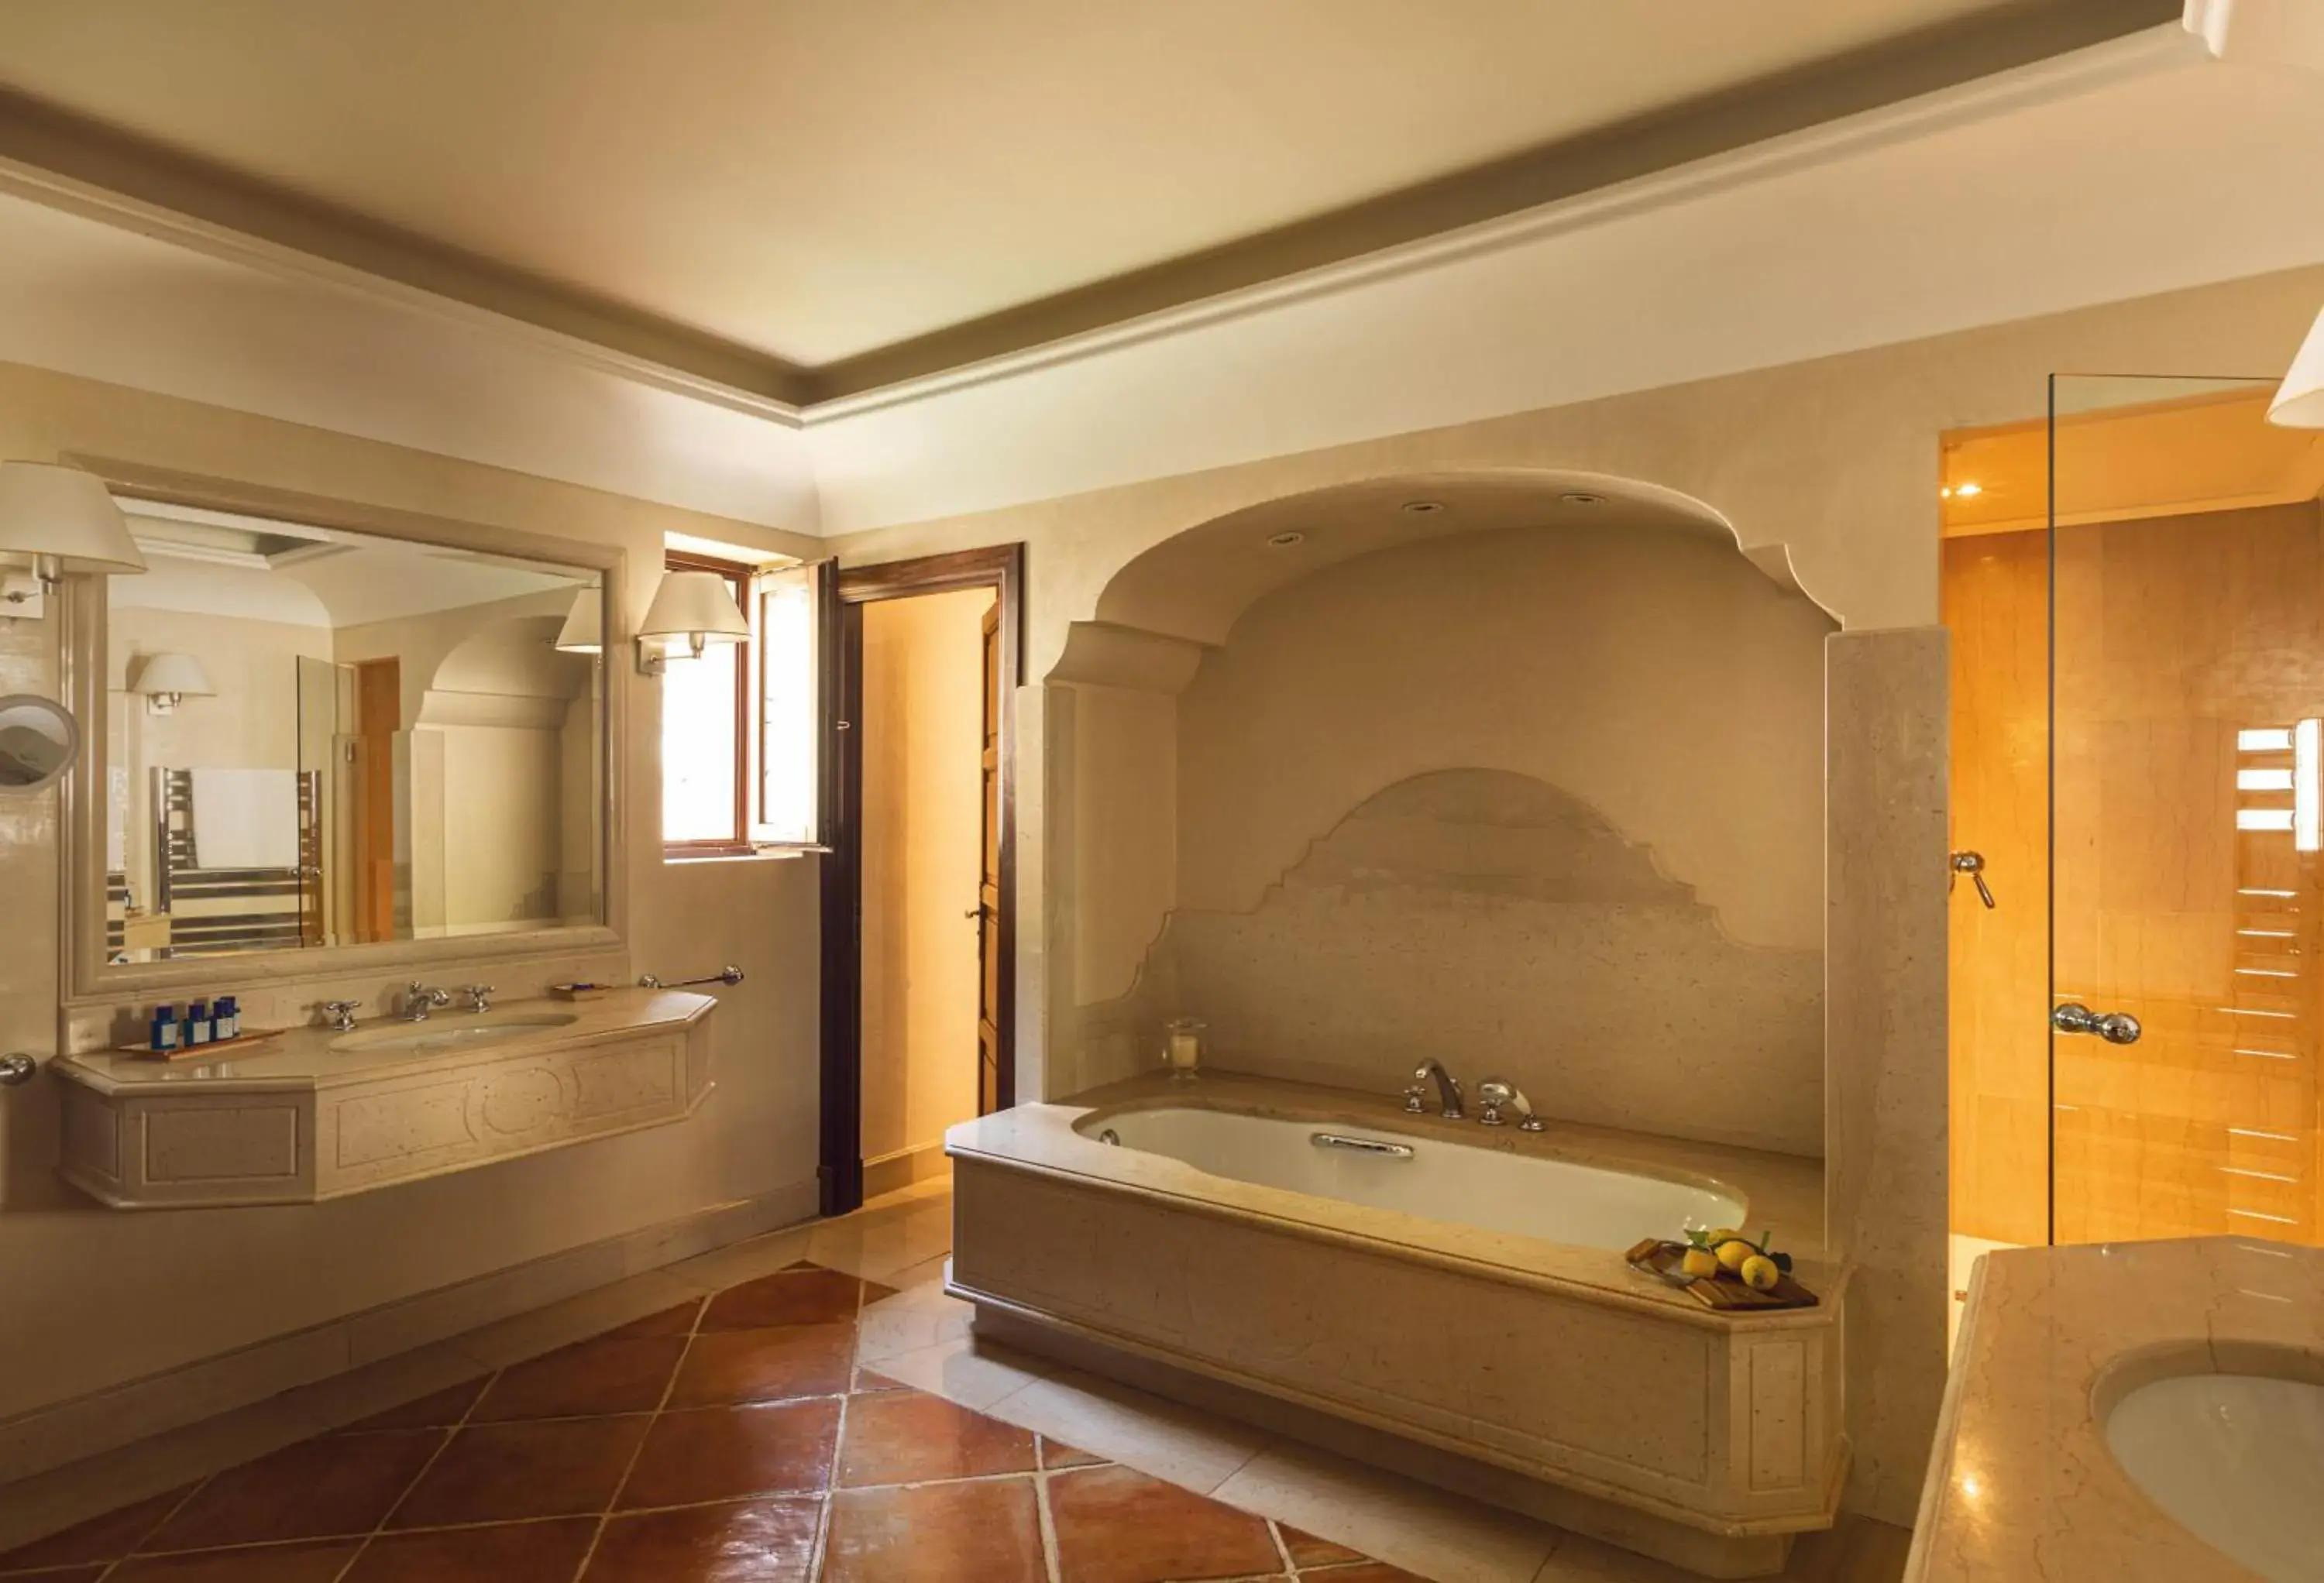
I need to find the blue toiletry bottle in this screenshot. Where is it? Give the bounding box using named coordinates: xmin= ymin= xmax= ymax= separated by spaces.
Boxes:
xmin=152 ymin=1004 xmax=180 ymax=1053
xmin=216 ymin=996 xmax=239 ymax=1040
xmin=186 ymin=1000 xmax=211 ymax=1046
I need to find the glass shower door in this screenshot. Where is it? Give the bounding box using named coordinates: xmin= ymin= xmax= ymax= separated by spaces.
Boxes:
xmin=2047 ymin=373 xmax=2324 ymax=1247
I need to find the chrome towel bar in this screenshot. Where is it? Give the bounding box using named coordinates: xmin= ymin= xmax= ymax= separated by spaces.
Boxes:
xmin=638 ymin=964 xmax=745 ymax=990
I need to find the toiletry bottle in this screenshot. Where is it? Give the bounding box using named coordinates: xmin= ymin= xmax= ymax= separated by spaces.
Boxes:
xmin=215 ymin=996 xmax=239 ymax=1041
xmin=186 ymin=999 xmax=211 ymax=1047
xmin=151 ymin=1004 xmax=180 ymax=1054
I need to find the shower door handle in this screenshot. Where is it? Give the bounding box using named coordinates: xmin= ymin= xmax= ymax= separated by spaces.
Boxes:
xmin=2052 ymin=1004 xmax=2142 ymax=1046
xmin=1950 ymin=850 xmax=1996 ymax=908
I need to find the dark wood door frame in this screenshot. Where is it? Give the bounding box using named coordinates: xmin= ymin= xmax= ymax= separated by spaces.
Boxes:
xmin=818 ymin=544 xmax=1024 ymax=1218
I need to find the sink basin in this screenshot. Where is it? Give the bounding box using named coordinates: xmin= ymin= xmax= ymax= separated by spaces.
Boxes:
xmin=2105 ymin=1369 xmax=2324 ymax=1582
xmin=330 ymin=1011 xmax=579 ymax=1056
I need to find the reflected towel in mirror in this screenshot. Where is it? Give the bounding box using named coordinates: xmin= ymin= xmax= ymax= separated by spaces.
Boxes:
xmin=187 ymin=767 xmax=300 ymax=869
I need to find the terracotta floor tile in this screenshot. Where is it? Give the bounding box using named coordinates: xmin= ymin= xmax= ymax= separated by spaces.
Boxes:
xmin=469 ymin=1334 xmax=689 ymax=1421
xmin=822 ymin=1479 xmax=1044 ymax=1583
xmin=341 ymin=1517 xmax=599 ymax=1582
xmin=108 ymin=1539 xmax=364 ymax=1581
xmin=1281 ymin=1523 xmax=1367 ymax=1567
xmin=616 ymin=1399 xmax=841 ymax=1510
xmin=337 ymin=1377 xmax=490 ymax=1433
xmin=1298 ymin=1564 xmax=1426 ymax=1582
xmin=666 ymin=1323 xmax=854 ymax=1408
xmin=386 ymin=1416 xmax=649 ymax=1527
xmin=700 ymin=1269 xmax=871 ymax=1331
xmin=852 ymin=1368 xmax=909 ymax=1393
xmin=0 ymin=1485 xmax=191 ymax=1569
xmin=595 ymin=1298 xmax=706 ymax=1340
xmin=837 ymin=1388 xmax=1037 ymax=1487
xmin=0 ymin=1567 xmax=104 ymax=1583
xmin=1049 ymin=1465 xmax=1281 ymax=1583
xmin=583 ymin=1495 xmax=820 ymax=1583
xmin=143 ymin=1431 xmax=444 ymax=1550
xmin=1040 ymin=1437 xmax=1107 ymax=1471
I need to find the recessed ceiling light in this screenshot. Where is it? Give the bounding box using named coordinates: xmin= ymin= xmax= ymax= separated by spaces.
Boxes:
xmin=1266 ymin=531 xmax=1305 ymax=548
xmin=1559 ymin=491 xmax=1607 ymax=506
xmin=1400 ymin=500 xmax=1445 ymax=515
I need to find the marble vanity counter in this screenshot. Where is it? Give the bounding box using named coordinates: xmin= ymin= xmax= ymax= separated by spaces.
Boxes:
xmin=53 ymin=988 xmax=715 ymax=1094
xmin=53 ymin=989 xmax=719 ymax=1207
xmin=1906 ymin=1238 xmax=2324 ymax=1581
xmin=947 ymin=1069 xmax=1835 ymax=1326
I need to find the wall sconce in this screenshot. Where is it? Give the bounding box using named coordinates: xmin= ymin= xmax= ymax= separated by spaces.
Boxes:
xmin=0 ymin=462 xmax=147 ymax=617
xmin=553 ymin=588 xmax=603 ymax=654
xmin=635 ymin=571 xmax=748 ymax=676
xmin=133 ymin=651 xmax=215 ymax=714
xmin=2270 ymin=306 xmax=2324 ymax=428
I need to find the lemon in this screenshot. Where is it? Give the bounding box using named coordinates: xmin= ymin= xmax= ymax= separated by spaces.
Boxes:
xmin=1706 ymin=1228 xmax=1741 ymax=1247
xmin=1714 ymin=1239 xmax=1756 ymax=1274
xmin=1680 ymin=1247 xmax=1720 ymax=1279
xmin=1740 ymin=1255 xmax=1780 ymax=1292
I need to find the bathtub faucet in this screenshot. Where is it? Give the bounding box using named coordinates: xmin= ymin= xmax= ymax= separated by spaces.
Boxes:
xmin=1404 ymin=1059 xmax=1465 ymax=1120
xmin=1476 ymin=1077 xmax=1547 ymax=1133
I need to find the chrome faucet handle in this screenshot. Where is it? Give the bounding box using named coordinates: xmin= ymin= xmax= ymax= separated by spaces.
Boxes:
xmin=1402 ymin=1083 xmax=1428 ymax=1114
xmin=318 ymin=1000 xmax=361 ymax=1033
xmin=459 ymin=984 xmax=495 ymax=1014
xmin=1477 ymin=1077 xmax=1547 ymax=1133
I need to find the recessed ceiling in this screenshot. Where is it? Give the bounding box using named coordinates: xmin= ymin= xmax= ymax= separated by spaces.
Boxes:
xmin=0 ymin=0 xmax=2163 ymax=398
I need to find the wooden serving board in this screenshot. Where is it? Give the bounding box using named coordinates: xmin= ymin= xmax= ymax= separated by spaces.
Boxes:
xmin=1624 ymin=1239 xmax=1819 ymax=1312
xmin=115 ymin=1028 xmax=287 ymax=1062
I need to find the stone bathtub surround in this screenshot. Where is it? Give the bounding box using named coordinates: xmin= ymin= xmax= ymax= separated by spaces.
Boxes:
xmin=50 ymin=988 xmax=717 ymax=1208
xmin=1906 ymin=1238 xmax=2324 ymax=1580
xmin=947 ymin=1071 xmax=1847 ymax=1579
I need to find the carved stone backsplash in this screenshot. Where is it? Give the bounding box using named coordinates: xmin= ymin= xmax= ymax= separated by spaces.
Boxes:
xmin=1113 ymin=768 xmax=1823 ymax=1157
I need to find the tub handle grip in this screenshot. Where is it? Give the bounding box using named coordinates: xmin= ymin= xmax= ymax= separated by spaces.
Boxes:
xmin=1311 ymin=1132 xmax=1415 ymax=1159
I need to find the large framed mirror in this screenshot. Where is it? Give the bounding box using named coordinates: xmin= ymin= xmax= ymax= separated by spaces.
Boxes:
xmin=60 ymin=463 xmax=626 ymax=1001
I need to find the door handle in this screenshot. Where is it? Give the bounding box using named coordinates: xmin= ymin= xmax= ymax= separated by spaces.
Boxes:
xmin=2052 ymin=1003 xmax=2141 ymax=1045
xmin=1950 ymin=850 xmax=1996 ymax=908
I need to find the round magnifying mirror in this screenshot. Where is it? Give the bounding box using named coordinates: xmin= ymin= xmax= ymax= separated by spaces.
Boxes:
xmin=0 ymin=695 xmax=80 ymax=792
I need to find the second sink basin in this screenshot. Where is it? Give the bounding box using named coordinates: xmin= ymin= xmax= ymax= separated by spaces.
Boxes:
xmin=331 ymin=1011 xmax=579 ymax=1056
xmin=2105 ymin=1367 xmax=2324 ymax=1583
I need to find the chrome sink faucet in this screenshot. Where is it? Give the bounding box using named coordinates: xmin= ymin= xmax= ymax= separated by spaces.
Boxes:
xmin=460 ymin=984 xmax=495 ymax=1014
xmin=401 ymin=982 xmax=452 ymax=1022
xmin=1477 ymin=1077 xmax=1546 ymax=1133
xmin=1404 ymin=1058 xmax=1466 ymax=1120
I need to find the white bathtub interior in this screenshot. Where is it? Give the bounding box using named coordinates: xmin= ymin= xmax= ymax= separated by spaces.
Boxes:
xmin=1078 ymin=1105 xmax=1745 ymax=1252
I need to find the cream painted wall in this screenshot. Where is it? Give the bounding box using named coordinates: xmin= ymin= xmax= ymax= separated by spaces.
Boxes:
xmin=0 ymin=355 xmax=821 ymax=1427
xmin=858 ymin=589 xmax=992 ymax=1167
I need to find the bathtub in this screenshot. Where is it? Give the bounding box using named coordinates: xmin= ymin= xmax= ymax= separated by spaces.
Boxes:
xmin=1083 ymin=1104 xmax=1745 ymax=1252
xmin=947 ymin=1074 xmax=1844 ymax=1579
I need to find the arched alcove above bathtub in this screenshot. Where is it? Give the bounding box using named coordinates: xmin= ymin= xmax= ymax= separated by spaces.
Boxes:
xmin=1042 ymin=467 xmax=1835 ymax=1162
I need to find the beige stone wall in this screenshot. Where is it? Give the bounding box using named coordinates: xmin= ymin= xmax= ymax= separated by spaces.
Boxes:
xmin=0 ymin=356 xmax=820 ymax=1425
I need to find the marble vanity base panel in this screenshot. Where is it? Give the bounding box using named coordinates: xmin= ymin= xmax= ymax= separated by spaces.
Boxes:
xmin=0 ymin=1172 xmax=818 ymax=1487
xmin=976 ymin=1303 xmax=1798 ymax=1579
xmin=949 ymin=1149 xmax=1846 ymax=1569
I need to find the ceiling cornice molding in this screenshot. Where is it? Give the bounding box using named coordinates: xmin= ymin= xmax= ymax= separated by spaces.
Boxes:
xmin=0 ymin=94 xmax=810 ymax=428
xmin=803 ymin=20 xmax=2205 ymax=428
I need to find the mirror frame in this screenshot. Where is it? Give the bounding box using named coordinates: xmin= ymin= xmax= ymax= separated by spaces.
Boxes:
xmin=57 ymin=458 xmax=630 ymax=1008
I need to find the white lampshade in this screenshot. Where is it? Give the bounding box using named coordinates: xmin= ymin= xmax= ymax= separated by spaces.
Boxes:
xmin=0 ymin=462 xmax=146 ymax=576
xmin=638 ymin=571 xmax=748 ymax=657
xmin=554 ymin=587 xmax=603 ymax=654
xmin=2269 ymin=305 xmax=2324 ymax=428
xmin=133 ymin=651 xmax=215 ymax=701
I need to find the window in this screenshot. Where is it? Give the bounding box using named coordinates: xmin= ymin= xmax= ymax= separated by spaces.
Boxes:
xmin=660 ymin=552 xmax=823 ymax=857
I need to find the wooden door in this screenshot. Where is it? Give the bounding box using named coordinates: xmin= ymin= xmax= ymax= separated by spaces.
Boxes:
xmin=975 ymin=599 xmax=1004 ymax=1114
xmin=352 ymin=658 xmax=399 ymax=943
